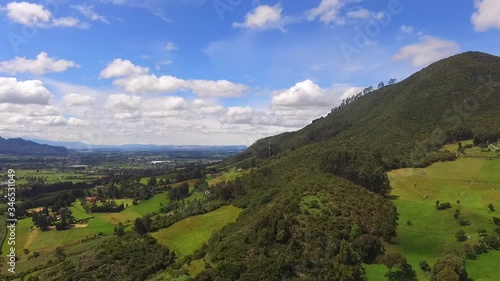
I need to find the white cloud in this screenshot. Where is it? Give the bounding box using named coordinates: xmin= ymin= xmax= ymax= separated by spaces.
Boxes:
xmin=0 ymin=52 xmax=79 ymax=75
xmin=185 ymin=80 xmax=248 ymax=97
xmin=72 ymin=4 xmax=109 ymax=24
xmin=2 ymin=2 xmax=82 ymax=28
xmin=346 ymin=8 xmax=385 ymax=20
xmin=100 ymin=59 xmax=149 ymax=78
xmin=472 ymin=0 xmax=500 ymax=32
xmin=0 ymin=77 xmax=52 ymax=105
xmin=106 ymin=94 xmax=142 ymax=111
xmin=233 ymin=5 xmax=284 ymax=30
xmin=165 ymin=42 xmax=178 ymax=51
xmin=113 ymin=74 xmax=185 ymax=93
xmin=400 ymin=25 xmax=414 ymax=34
xmin=346 ymin=8 xmax=371 ymax=19
xmin=307 ymin=0 xmax=343 ymax=24
xmin=393 ymin=36 xmax=460 ymax=67
xmin=63 ymin=94 xmax=95 ymax=106
xmin=103 ymin=59 xmax=248 ymax=97
xmin=272 ymin=80 xmax=329 ymax=107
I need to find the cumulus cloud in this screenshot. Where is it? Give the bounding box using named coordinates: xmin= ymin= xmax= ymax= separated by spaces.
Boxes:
xmin=307 ymin=0 xmax=344 ymax=24
xmin=233 ymin=5 xmax=284 ymax=30
xmin=272 ymin=80 xmax=329 ymax=107
xmin=102 ymin=59 xmax=248 ymax=97
xmin=72 ymin=4 xmax=109 ymax=24
xmin=106 ymin=94 xmax=142 ymax=111
xmin=2 ymin=2 xmax=82 ymax=28
xmin=393 ymin=36 xmax=460 ymax=67
xmin=63 ymin=94 xmax=95 ymax=106
xmin=0 ymin=77 xmax=52 ymax=105
xmin=0 ymin=52 xmax=79 ymax=75
xmin=113 ymin=74 xmax=185 ymax=93
xmin=471 ymin=0 xmax=500 ymax=32
xmin=100 ymin=59 xmax=149 ymax=78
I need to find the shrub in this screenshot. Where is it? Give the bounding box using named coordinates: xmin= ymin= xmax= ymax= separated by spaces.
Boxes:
xmin=419 ymin=260 xmax=431 ymax=272
xmin=455 ymin=230 xmax=467 ymax=242
xmin=437 ymin=202 xmax=452 ymax=210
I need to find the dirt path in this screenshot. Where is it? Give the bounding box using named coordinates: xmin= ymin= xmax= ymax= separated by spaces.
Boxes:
xmin=24 ymin=227 xmax=39 ymax=250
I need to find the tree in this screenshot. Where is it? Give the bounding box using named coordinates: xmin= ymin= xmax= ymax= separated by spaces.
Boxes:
xmin=436 ymin=267 xmax=460 ymax=281
xmin=488 ymin=203 xmax=495 ymax=212
xmin=477 ymin=228 xmax=488 ymax=237
xmin=464 ymin=244 xmax=476 ymax=259
xmin=377 ymin=253 xmax=406 ymax=273
xmin=114 ymin=223 xmax=125 ymax=236
xmin=336 ymin=241 xmax=360 ymax=266
xmin=378 ymin=82 xmax=385 ymax=89
xmin=134 ymin=216 xmax=152 ymax=235
xmin=353 ymin=235 xmax=384 ymax=263
xmin=430 ymin=255 xmax=467 ymax=281
xmin=55 ymin=247 xmax=66 ymax=261
xmin=147 ymin=177 xmax=157 ymax=186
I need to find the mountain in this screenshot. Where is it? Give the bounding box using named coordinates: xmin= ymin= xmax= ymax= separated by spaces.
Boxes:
xmin=28 ymin=138 xmax=247 ymax=152
xmin=0 ymin=137 xmax=71 ymax=155
xmin=191 ymin=52 xmax=500 ymax=280
xmin=236 ymin=51 xmax=500 ymax=168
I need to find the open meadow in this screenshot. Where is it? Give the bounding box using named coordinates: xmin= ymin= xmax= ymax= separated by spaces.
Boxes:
xmin=151 ymin=205 xmax=242 ymax=258
xmin=365 ymin=156 xmax=500 ymax=280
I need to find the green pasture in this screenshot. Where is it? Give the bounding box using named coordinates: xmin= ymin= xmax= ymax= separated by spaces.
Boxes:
xmin=151 ymin=205 xmax=242 ymax=258
xmin=207 ymin=168 xmax=250 ymax=186
xmin=365 ymin=157 xmax=500 ymax=280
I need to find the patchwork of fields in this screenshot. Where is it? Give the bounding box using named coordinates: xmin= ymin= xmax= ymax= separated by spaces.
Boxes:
xmin=366 ymin=157 xmax=500 ymax=280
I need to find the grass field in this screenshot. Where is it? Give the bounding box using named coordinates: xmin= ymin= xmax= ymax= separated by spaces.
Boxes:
xmin=365 ymin=157 xmax=500 ymax=281
xmin=151 ymin=205 xmax=242 ymax=258
xmin=93 ymin=192 xmax=171 ymax=225
xmin=0 ymin=169 xmax=104 ymax=185
xmin=207 ymin=168 xmax=250 ymax=186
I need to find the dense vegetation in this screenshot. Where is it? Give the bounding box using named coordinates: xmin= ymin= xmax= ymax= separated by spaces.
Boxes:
xmin=36 ymin=234 xmax=176 ymax=281
xmin=3 ymin=52 xmax=500 ymax=280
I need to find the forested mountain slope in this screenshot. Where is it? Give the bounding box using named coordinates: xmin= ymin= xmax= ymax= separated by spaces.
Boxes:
xmin=194 ymin=52 xmax=500 ymax=280
xmin=237 ymin=52 xmax=500 ymax=168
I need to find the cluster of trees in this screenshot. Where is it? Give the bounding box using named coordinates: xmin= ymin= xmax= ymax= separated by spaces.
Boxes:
xmin=168 ymin=182 xmax=190 ymax=201
xmin=87 ymin=200 xmax=125 ymax=213
xmin=191 ymin=163 xmax=398 ymax=280
xmin=31 ymin=207 xmax=75 ymax=231
xmin=35 ymin=233 xmax=176 ymax=281
xmin=321 ymin=148 xmax=390 ymax=195
xmin=330 ymin=79 xmax=397 ymax=114
xmin=473 ymin=131 xmax=500 ymax=146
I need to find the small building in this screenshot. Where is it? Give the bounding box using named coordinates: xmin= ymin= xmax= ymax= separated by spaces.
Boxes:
xmin=86 ymin=196 xmax=98 ymax=203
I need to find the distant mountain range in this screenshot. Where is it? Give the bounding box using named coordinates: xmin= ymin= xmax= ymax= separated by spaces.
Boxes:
xmin=28 ymin=139 xmax=246 ymax=151
xmin=3 ymin=138 xmax=247 ymax=153
xmin=0 ymin=137 xmax=70 ymax=155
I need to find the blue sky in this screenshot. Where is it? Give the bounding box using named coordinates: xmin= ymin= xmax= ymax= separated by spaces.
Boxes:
xmin=0 ymin=0 xmax=499 ymax=145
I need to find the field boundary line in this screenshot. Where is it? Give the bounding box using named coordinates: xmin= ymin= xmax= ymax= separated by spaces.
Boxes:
xmin=412 ymin=174 xmax=500 ymax=186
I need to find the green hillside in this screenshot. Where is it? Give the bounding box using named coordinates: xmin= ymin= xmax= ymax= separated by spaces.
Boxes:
xmin=195 ymin=52 xmax=500 ymax=280
xmin=238 ymin=52 xmax=500 ymax=169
